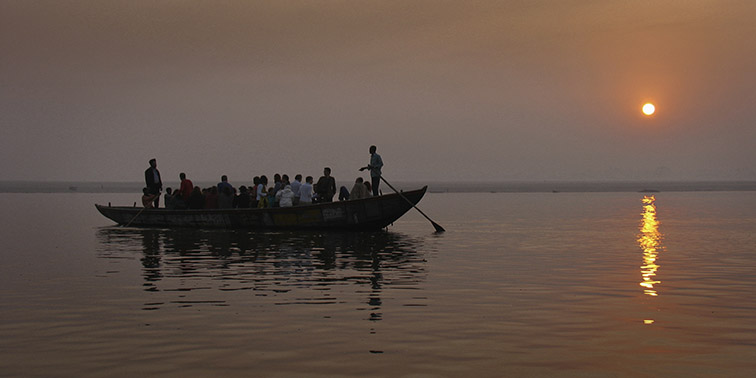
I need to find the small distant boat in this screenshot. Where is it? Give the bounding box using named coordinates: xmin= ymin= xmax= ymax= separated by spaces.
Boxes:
xmin=96 ymin=186 xmax=427 ymax=231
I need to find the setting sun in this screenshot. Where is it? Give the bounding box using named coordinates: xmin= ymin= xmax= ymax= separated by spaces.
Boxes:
xmin=642 ymin=103 xmax=656 ymax=116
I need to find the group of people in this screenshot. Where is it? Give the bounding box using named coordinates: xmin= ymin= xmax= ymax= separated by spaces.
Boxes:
xmin=140 ymin=146 xmax=384 ymax=210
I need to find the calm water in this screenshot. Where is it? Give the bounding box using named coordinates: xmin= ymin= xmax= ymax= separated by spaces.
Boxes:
xmin=1 ymin=191 xmax=755 ymax=377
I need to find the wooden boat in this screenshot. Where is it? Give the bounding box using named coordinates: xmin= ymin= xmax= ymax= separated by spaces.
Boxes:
xmin=96 ymin=186 xmax=427 ymax=230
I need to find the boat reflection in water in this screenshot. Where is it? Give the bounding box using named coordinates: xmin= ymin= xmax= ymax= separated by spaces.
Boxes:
xmin=96 ymin=228 xmax=427 ymax=319
xmin=638 ymin=195 xmax=663 ymax=297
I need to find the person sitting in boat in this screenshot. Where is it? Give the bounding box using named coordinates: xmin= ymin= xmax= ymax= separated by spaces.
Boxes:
xmin=338 ymin=186 xmax=350 ymax=201
xmin=265 ymin=184 xmax=276 ymax=208
xmin=350 ymin=177 xmax=370 ymax=200
xmin=235 ymin=185 xmax=251 ymax=208
xmin=315 ymin=167 xmax=336 ymax=202
xmin=276 ymin=184 xmax=296 ymax=207
xmin=363 ymin=180 xmax=373 ymax=197
xmin=188 ymin=186 xmax=205 ymax=209
xmin=164 ymin=187 xmax=176 ymax=209
xmin=141 ymin=187 xmax=158 ymax=208
xmin=204 ymin=186 xmax=219 ymax=209
xmin=298 ymin=176 xmax=314 ymax=205
xmin=162 ymin=187 xmax=185 ymax=209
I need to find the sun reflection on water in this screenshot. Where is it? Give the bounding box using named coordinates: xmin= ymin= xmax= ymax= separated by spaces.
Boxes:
xmin=638 ymin=195 xmax=663 ymax=297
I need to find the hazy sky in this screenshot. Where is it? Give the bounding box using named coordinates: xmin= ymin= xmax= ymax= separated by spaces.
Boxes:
xmin=2 ymin=0 xmax=755 ymax=183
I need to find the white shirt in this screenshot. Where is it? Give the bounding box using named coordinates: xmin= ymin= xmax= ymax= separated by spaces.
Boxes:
xmin=369 ymin=153 xmax=383 ymax=177
xmin=276 ymin=185 xmax=295 ymax=207
xmin=299 ymin=182 xmax=313 ymax=203
xmin=290 ymin=179 xmax=302 ymax=196
xmin=256 ymin=184 xmax=266 ymax=201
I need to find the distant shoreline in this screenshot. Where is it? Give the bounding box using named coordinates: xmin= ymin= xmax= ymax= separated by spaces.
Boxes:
xmin=1 ymin=180 xmax=755 ymax=194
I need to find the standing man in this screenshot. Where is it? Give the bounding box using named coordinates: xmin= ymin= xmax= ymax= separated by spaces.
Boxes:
xmin=217 ymin=175 xmax=234 ymax=209
xmin=290 ymin=174 xmax=302 ymax=205
xmin=315 ymin=167 xmax=337 ymax=202
xmin=144 ymin=158 xmax=162 ymax=208
xmin=360 ymin=145 xmax=383 ymax=196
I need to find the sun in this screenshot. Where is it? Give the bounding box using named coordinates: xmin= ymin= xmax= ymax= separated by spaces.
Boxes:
xmin=642 ymin=103 xmax=656 ymax=116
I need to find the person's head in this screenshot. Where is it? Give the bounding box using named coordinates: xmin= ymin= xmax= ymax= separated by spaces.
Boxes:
xmin=179 ymin=172 xmax=186 ymax=180
xmin=369 ymin=145 xmax=377 ymax=154
xmin=149 ymin=158 xmax=157 ymax=168
xmin=282 ymin=174 xmax=289 ymax=184
xmin=193 ymin=186 xmax=201 ymax=194
xmin=274 ymin=173 xmax=281 ymax=183
xmin=323 ymin=167 xmax=331 ymax=176
xmin=221 ymin=175 xmax=228 ymax=182
xmin=295 ymin=174 xmax=302 ymax=181
xmin=355 ymin=177 xmax=364 ymax=184
xmin=165 ymin=187 xmax=172 ymax=195
xmin=306 ymin=176 xmax=313 ymax=184
xmin=261 ymin=175 xmax=268 ymax=185
xmin=253 ymin=176 xmax=260 ymax=185
xmin=239 ymin=185 xmax=247 ymax=193
xmin=364 ymin=181 xmax=372 ymax=191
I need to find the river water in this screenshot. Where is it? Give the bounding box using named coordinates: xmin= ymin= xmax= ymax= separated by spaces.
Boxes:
xmin=1 ymin=191 xmax=755 ymax=377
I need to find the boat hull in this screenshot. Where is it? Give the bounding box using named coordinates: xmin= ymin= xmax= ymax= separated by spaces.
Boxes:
xmin=96 ymin=186 xmax=427 ymax=230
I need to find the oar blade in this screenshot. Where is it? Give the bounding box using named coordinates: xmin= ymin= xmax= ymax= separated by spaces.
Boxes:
xmin=377 ymin=174 xmax=445 ymax=233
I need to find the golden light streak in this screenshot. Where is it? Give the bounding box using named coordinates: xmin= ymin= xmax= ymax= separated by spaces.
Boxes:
xmin=638 ymin=195 xmax=663 ymax=296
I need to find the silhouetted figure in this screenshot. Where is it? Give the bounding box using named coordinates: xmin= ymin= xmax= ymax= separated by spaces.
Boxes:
xmin=339 ymin=186 xmax=350 ymax=201
xmin=350 ymin=177 xmax=370 ymax=200
xmin=217 ymin=175 xmax=234 ymax=209
xmin=236 ymin=186 xmax=251 ymax=208
xmin=144 ymin=158 xmax=162 ymax=208
xmin=177 ymin=172 xmax=193 ymax=202
xmin=316 ymin=167 xmax=337 ymax=202
xmin=217 ymin=175 xmax=233 ymax=194
xmin=271 ymin=174 xmax=283 ymax=204
xmin=250 ymin=176 xmax=260 ymax=205
xmin=204 ymin=186 xmax=219 ymax=209
xmin=164 ymin=188 xmax=175 ymax=209
xmin=360 ymin=145 xmax=383 ymax=196
xmin=188 ymin=186 xmax=205 ymax=209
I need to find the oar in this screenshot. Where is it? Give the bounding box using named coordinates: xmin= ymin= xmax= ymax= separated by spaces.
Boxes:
xmin=124 ymin=204 xmax=149 ymax=227
xmin=378 ymin=176 xmax=445 ymax=233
